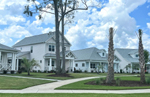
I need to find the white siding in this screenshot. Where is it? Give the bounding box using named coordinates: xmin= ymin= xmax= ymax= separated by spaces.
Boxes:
xmin=74 ymin=61 xmax=87 ymax=72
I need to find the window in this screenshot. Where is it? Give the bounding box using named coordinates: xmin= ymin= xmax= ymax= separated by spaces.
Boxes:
xmin=31 ymin=46 xmax=33 ymax=53
xmin=20 ymin=47 xmax=22 ymax=50
xmin=82 ymin=63 xmax=85 ymax=67
xmin=49 ymin=45 xmax=55 ymax=52
xmin=40 ymin=60 xmax=42 ymax=63
xmin=90 ymin=63 xmax=95 ymax=68
xmin=102 ymin=53 xmax=105 ymax=56
xmin=135 ymin=54 xmax=139 ymax=57
xmin=75 ymin=64 xmax=78 ymax=67
xmin=64 ymin=47 xmax=66 ymax=51
xmin=52 ymin=60 xmax=54 ymax=66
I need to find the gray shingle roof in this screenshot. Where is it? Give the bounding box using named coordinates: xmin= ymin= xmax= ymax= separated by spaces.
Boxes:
xmin=115 ymin=48 xmax=139 ymax=63
xmin=13 ymin=33 xmax=54 ymax=47
xmin=72 ymin=47 xmax=108 ymax=61
xmin=0 ymin=43 xmax=18 ymax=52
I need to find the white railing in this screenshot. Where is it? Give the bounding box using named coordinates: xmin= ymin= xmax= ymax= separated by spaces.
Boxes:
xmin=0 ymin=63 xmax=12 ymax=71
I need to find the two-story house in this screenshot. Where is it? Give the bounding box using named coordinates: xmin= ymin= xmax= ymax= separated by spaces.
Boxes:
xmin=13 ymin=32 xmax=76 ymax=72
xmin=72 ymin=47 xmax=120 ymax=73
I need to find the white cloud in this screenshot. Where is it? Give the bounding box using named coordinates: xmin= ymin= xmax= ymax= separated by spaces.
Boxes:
xmin=148 ymin=12 xmax=150 ymax=16
xmin=65 ymin=0 xmax=147 ymax=50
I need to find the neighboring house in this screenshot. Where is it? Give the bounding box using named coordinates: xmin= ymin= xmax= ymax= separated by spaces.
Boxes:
xmin=115 ymin=48 xmax=150 ymax=73
xmin=0 ymin=43 xmax=18 ymax=72
xmin=72 ymin=47 xmax=120 ymax=73
xmin=13 ymin=32 xmax=76 ymax=72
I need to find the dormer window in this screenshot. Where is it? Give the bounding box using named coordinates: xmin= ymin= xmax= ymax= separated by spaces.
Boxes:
xmin=135 ymin=54 xmax=139 ymax=57
xmin=102 ymin=53 xmax=105 ymax=56
xmin=31 ymin=46 xmax=33 ymax=53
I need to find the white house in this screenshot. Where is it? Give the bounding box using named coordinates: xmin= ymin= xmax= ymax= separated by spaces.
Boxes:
xmin=115 ymin=48 xmax=150 ymax=73
xmin=72 ymin=47 xmax=120 ymax=73
xmin=13 ymin=32 xmax=76 ymax=72
xmin=0 ymin=43 xmax=18 ymax=72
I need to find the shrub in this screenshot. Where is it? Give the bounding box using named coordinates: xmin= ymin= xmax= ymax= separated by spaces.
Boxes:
xmin=84 ymin=70 xmax=87 ymax=73
xmin=145 ymin=72 xmax=148 ymax=74
xmin=99 ymin=78 xmax=104 ymax=85
xmin=66 ymin=70 xmax=69 ymax=73
xmin=44 ymin=70 xmax=47 ymax=73
xmin=116 ymin=78 xmax=121 ymax=86
xmin=96 ymin=79 xmax=100 ymax=85
xmin=11 ymin=70 xmax=15 ymax=74
xmin=49 ymin=70 xmax=56 ymax=73
xmin=91 ymin=70 xmax=94 ymax=73
xmin=38 ymin=70 xmax=41 ymax=73
xmin=3 ymin=70 xmax=7 ymax=74
xmin=74 ymin=70 xmax=82 ymax=73
xmin=18 ymin=70 xmax=22 ymax=74
xmin=120 ymin=69 xmax=122 ymax=73
xmin=146 ymin=77 xmax=150 ymax=84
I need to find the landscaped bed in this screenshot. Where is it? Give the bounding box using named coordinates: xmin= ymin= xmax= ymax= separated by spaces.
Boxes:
xmin=0 ymin=76 xmax=53 ymax=89
xmin=56 ymin=76 xmax=150 ymax=90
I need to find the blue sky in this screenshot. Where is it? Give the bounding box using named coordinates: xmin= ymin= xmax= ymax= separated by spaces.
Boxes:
xmin=1 ymin=0 xmax=150 ymax=51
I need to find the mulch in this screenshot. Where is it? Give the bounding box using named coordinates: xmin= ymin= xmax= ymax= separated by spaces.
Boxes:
xmin=47 ymin=73 xmax=74 ymax=78
xmin=85 ymin=80 xmax=150 ymax=87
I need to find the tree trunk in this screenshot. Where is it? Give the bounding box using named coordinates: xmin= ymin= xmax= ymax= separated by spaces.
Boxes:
xmin=54 ymin=0 xmax=61 ymax=75
xmin=61 ymin=0 xmax=66 ymax=74
xmin=138 ymin=29 xmax=145 ymax=83
xmin=106 ymin=27 xmax=114 ymax=84
xmin=28 ymin=70 xmax=30 ymax=76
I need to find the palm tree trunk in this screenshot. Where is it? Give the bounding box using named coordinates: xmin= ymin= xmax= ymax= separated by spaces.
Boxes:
xmin=138 ymin=29 xmax=145 ymax=83
xmin=54 ymin=0 xmax=61 ymax=75
xmin=106 ymin=27 xmax=114 ymax=84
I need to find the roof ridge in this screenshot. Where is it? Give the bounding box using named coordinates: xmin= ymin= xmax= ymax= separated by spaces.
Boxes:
xmin=73 ymin=47 xmax=96 ymax=52
xmin=115 ymin=48 xmax=137 ymax=50
xmin=25 ymin=32 xmax=55 ymax=38
xmin=89 ymin=47 xmax=96 ymax=60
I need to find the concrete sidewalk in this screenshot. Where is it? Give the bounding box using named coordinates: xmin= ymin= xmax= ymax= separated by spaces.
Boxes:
xmin=0 ymin=75 xmax=147 ymax=94
xmin=0 ymin=75 xmax=61 ymax=81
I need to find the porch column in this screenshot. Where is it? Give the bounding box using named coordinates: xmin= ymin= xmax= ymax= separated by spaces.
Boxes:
xmin=88 ymin=61 xmax=91 ymax=72
xmin=72 ymin=59 xmax=74 ymax=72
xmin=0 ymin=51 xmax=1 ymax=62
xmin=16 ymin=59 xmax=19 ymax=71
xmin=11 ymin=53 xmax=14 ymax=70
xmin=130 ymin=63 xmax=132 ymax=73
xmin=49 ymin=58 xmax=52 ymax=71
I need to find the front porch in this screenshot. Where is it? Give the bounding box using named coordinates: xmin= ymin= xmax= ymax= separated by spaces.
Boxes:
xmin=44 ymin=51 xmax=75 ymax=72
xmin=0 ymin=47 xmax=18 ymax=72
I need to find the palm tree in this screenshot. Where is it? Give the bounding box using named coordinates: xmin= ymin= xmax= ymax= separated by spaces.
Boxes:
xmin=138 ymin=29 xmax=145 ymax=83
xmin=21 ymin=58 xmax=40 ymax=75
xmin=106 ymin=27 xmax=114 ymax=84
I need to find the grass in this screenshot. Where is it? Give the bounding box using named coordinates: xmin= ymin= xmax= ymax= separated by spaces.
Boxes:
xmin=0 ymin=76 xmax=53 ymax=89
xmin=56 ymin=76 xmax=150 ymax=90
xmin=0 ymin=93 xmax=150 ymax=97
xmin=2 ymin=72 xmax=136 ymax=80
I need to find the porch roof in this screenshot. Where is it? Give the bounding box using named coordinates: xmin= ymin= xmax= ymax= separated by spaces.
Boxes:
xmin=44 ymin=50 xmax=75 ymax=58
xmin=0 ymin=43 xmax=18 ymax=52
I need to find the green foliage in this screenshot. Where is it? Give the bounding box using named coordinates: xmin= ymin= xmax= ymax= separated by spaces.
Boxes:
xmin=95 ymin=79 xmax=100 ymax=85
xmin=21 ymin=58 xmax=40 ymax=75
xmin=116 ymin=78 xmax=121 ymax=86
xmin=146 ymin=77 xmax=150 ymax=84
xmin=144 ymin=50 xmax=149 ymax=63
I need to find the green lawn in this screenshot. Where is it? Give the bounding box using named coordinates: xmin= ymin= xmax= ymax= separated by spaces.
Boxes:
xmin=0 ymin=76 xmax=53 ymax=89
xmin=56 ymin=76 xmax=150 ymax=90
xmin=0 ymin=93 xmax=150 ymax=97
xmin=2 ymin=72 xmax=136 ymax=80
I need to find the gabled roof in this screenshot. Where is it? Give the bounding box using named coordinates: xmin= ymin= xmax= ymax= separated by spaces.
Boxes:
xmin=13 ymin=32 xmax=71 ymax=47
xmin=115 ymin=48 xmax=139 ymax=63
xmin=72 ymin=47 xmax=108 ymax=61
xmin=0 ymin=43 xmax=18 ymax=52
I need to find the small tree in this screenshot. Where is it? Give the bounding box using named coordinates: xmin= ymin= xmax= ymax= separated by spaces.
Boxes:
xmin=97 ymin=63 xmax=105 ymax=73
xmin=21 ymin=58 xmax=40 ymax=75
